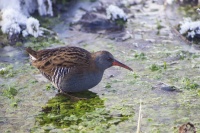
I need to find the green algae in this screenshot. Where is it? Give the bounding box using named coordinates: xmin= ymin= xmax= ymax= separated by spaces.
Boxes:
xmin=2 ymin=86 xmax=18 ymax=99
xmin=163 ymin=61 xmax=167 ymax=69
xmin=156 ymin=19 xmax=165 ymax=35
xmin=105 ymin=82 xmax=112 ymax=89
xmin=182 ymin=77 xmax=199 ymax=90
xmin=0 ymin=64 xmax=15 ymax=78
xmin=24 ymin=36 xmax=62 ymax=51
xmin=149 ymin=64 xmax=161 ymax=72
xmin=1 ymin=84 xmax=22 ymax=108
xmin=178 ymin=5 xmax=199 ymax=20
xmin=32 ymin=92 xmax=131 ymax=132
xmin=2 ymin=1 xmax=200 ymax=133
xmin=45 ymin=84 xmax=52 ymax=91
xmin=0 ymin=30 xmax=10 ymax=47
xmin=114 ymin=18 xmax=127 ymax=27
xmin=134 ymin=52 xmax=147 ymax=60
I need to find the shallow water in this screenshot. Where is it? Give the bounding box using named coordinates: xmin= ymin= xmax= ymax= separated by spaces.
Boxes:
xmin=1 ymin=0 xmax=200 ymax=133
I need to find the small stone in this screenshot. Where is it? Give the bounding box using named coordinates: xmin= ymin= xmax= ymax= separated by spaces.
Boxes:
xmin=145 ymin=39 xmax=155 ymax=43
xmin=122 ymin=31 xmax=133 ymax=41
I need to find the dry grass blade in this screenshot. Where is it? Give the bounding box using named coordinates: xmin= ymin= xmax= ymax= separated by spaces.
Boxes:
xmin=136 ymin=99 xmax=142 ymax=133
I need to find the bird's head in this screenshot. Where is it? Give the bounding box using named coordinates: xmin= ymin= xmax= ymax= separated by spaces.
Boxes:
xmin=93 ymin=51 xmax=133 ymax=71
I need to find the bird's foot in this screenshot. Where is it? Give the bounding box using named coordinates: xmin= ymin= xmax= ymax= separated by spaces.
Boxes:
xmin=62 ymin=92 xmax=87 ymax=101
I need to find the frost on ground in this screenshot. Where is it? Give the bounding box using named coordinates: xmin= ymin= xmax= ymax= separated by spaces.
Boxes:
xmin=0 ymin=0 xmax=53 ymax=44
xmin=120 ymin=0 xmax=142 ymax=7
xmin=179 ymin=18 xmax=200 ymax=39
xmin=106 ymin=5 xmax=127 ymax=21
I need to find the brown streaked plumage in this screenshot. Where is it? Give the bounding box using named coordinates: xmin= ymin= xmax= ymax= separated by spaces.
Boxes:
xmin=26 ymin=46 xmax=132 ymax=93
xmin=179 ymin=122 xmax=196 ymax=133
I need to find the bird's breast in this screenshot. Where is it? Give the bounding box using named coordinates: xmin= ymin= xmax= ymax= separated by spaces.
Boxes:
xmin=60 ymin=71 xmax=104 ymax=92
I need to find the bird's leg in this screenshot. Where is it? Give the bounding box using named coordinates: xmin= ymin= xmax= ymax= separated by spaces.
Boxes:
xmin=61 ymin=91 xmax=87 ymax=101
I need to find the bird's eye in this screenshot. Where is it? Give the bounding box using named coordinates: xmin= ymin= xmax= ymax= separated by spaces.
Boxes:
xmin=107 ymin=57 xmax=113 ymax=62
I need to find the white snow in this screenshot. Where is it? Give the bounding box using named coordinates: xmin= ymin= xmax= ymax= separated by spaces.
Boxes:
xmin=0 ymin=0 xmax=53 ymax=38
xmin=197 ymin=8 xmax=200 ymax=14
xmin=187 ymin=31 xmax=195 ymax=38
xmin=179 ymin=18 xmax=200 ymax=38
xmin=26 ymin=17 xmax=43 ymax=37
xmin=22 ymin=30 xmax=29 ymax=37
xmin=0 ymin=8 xmax=27 ymax=34
xmin=166 ymin=0 xmax=174 ymax=5
xmin=106 ymin=5 xmax=127 ymax=21
xmin=120 ymin=0 xmax=142 ymax=7
xmin=37 ymin=0 xmax=53 ymax=16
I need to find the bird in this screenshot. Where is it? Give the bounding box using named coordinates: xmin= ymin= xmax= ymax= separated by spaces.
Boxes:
xmin=179 ymin=122 xmax=196 ymax=133
xmin=26 ymin=46 xmax=132 ymax=97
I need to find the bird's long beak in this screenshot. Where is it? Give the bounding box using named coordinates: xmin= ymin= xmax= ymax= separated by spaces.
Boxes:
xmin=112 ymin=60 xmax=133 ymax=71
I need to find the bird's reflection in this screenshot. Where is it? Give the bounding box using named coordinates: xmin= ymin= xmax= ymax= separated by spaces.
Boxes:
xmin=35 ymin=91 xmax=105 ymax=127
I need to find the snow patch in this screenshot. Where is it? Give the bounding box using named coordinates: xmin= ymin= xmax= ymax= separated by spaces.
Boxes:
xmin=106 ymin=5 xmax=127 ymax=21
xmin=26 ymin=17 xmax=43 ymax=37
xmin=0 ymin=0 xmax=53 ymax=40
xmin=179 ymin=18 xmax=200 ymax=38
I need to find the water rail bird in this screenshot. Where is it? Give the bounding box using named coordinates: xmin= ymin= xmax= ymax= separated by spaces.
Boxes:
xmin=26 ymin=46 xmax=132 ymax=98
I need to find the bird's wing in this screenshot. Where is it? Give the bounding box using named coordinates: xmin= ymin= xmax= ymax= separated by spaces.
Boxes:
xmin=32 ymin=47 xmax=91 ymax=77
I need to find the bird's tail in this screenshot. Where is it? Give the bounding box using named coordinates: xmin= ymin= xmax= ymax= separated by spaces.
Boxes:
xmin=26 ymin=47 xmax=37 ymax=61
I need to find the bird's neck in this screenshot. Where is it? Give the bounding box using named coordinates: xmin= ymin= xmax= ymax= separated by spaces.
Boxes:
xmin=91 ymin=52 xmax=101 ymax=71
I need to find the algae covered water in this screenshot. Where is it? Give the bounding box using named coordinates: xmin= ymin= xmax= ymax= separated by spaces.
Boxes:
xmin=1 ymin=0 xmax=200 ymax=132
